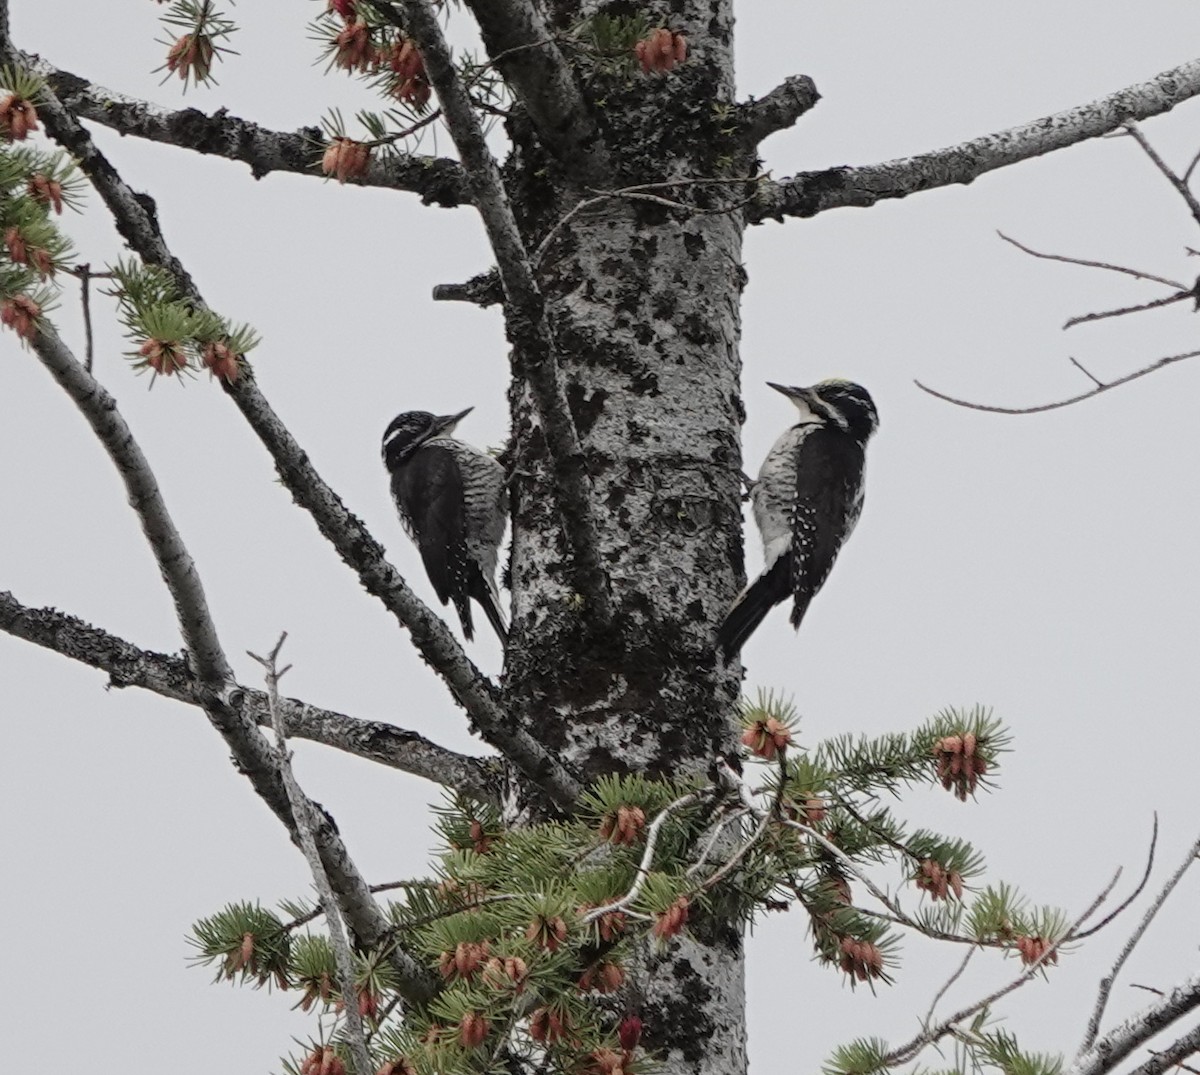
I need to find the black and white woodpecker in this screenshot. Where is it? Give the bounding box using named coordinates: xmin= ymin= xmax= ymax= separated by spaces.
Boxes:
xmin=382 ymin=408 xmax=508 ymax=643
xmin=717 ymin=379 xmax=879 ymax=659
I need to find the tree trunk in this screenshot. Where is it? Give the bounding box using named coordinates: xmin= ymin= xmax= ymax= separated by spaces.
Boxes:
xmin=499 ymin=2 xmax=750 ymax=1068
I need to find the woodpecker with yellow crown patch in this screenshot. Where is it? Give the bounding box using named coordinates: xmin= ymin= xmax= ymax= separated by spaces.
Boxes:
xmin=382 ymin=408 xmax=507 ymax=642
xmin=717 ymin=379 xmax=879 ymax=659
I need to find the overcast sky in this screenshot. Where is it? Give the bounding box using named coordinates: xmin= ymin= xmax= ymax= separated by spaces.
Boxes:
xmin=3 ymin=2 xmax=1199 ymax=1072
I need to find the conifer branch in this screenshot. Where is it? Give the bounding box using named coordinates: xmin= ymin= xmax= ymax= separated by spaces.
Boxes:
xmin=884 ymin=877 xmax=1119 ymax=1068
xmin=580 ymin=791 xmax=704 ymax=923
xmin=251 ymin=634 xmax=373 ymax=1075
xmin=0 ymin=591 xmax=499 ymax=804
xmin=17 ymin=50 xmax=580 ymax=809
xmin=399 ymin=0 xmax=614 ymax=629
xmin=750 ymin=56 xmax=1200 ymax=221
xmin=21 ymin=56 xmax=471 ymax=205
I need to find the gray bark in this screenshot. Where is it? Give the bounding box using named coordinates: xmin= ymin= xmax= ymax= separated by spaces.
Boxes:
xmin=486 ymin=0 xmax=750 ymax=1068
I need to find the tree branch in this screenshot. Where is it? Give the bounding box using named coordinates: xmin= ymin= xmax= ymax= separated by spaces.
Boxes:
xmin=29 ymin=328 xmax=234 ymax=693
xmin=1079 ymin=828 xmax=1200 ymax=1053
xmin=1070 ymin=974 xmax=1200 ymax=1075
xmin=252 ymin=634 xmax=373 ymax=1075
xmin=24 ymin=56 xmax=471 ymax=205
xmin=915 ymin=348 xmax=1200 ymax=415
xmin=736 ymin=75 xmax=821 ymax=146
xmin=13 ymin=330 xmax=436 ymax=1001
xmin=749 ymin=56 xmax=1200 ymax=222
xmin=458 ymin=0 xmax=609 ymax=181
xmin=1122 ymin=120 xmax=1200 ymax=227
xmin=399 ymin=0 xmax=614 ymax=629
xmin=16 ymin=45 xmax=581 ymax=810
xmin=1126 ymin=1023 xmax=1200 ymax=1075
xmin=0 ymin=591 xmax=500 ymax=805
xmin=997 ymin=230 xmax=1188 ymax=290
xmin=432 ymin=267 xmax=504 ymax=306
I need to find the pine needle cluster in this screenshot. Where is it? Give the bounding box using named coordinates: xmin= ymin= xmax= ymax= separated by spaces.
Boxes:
xmin=154 ymin=1 xmax=239 ymax=89
xmin=0 ymin=66 xmax=85 ymax=342
xmin=188 ymin=700 xmax=1071 ymax=1075
xmin=108 ymin=258 xmax=260 ymax=383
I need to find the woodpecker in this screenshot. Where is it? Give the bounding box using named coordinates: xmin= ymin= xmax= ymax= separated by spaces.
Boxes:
xmin=382 ymin=408 xmax=508 ymax=642
xmin=717 ymin=379 xmax=879 ymax=659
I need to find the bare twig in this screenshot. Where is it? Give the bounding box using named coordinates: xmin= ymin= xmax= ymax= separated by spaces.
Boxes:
xmin=921 ymin=945 xmax=979 ymax=1031
xmin=400 ymin=0 xmax=613 ymax=629
xmin=535 ymin=178 xmax=765 ymax=267
xmin=1070 ymin=974 xmax=1200 ymax=1075
xmin=751 ymin=57 xmax=1200 ymax=222
xmin=699 ymin=802 xmax=773 ymax=893
xmin=0 ymin=590 xmax=500 ymax=803
xmin=1073 ymin=817 xmax=1160 ymax=942
xmin=1064 ymin=289 xmax=1194 ymax=330
xmin=885 ymin=874 xmax=1121 ymax=1067
xmin=76 ymin=263 xmax=94 ymax=371
xmin=915 ymin=348 xmax=1200 ymax=415
xmin=364 ymin=107 xmax=443 ymax=149
xmin=250 ymin=634 xmax=373 ymax=1075
xmin=1122 ymin=121 xmax=1200 ymax=227
xmin=1079 ymin=827 xmax=1200 ymax=1053
xmin=580 ymin=792 xmax=704 ymax=923
xmin=998 ymin=231 xmax=1187 ymax=290
xmin=685 ymin=807 xmax=751 ymax=878
xmin=695 ymin=754 xmax=788 ymax=893
xmin=1127 ymin=1025 xmax=1200 ymax=1075
xmin=1068 ymin=355 xmax=1105 ymax=388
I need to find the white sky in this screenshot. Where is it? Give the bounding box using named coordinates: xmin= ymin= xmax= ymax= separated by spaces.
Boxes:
xmin=2 ymin=2 xmax=1199 ymax=1072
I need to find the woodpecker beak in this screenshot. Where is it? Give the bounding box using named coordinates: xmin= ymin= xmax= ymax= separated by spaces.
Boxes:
xmin=434 ymin=406 xmax=474 ymax=435
xmin=766 ymin=382 xmax=820 ymax=421
xmin=766 ymin=382 xmax=810 ymax=403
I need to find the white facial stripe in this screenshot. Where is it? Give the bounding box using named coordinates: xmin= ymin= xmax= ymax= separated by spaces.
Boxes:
xmin=809 ymin=394 xmax=849 ymax=430
xmin=382 ymin=427 xmax=408 ymax=451
xmin=789 ymin=395 xmax=823 ymax=425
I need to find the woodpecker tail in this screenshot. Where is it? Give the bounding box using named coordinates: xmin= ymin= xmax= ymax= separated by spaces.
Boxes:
xmin=471 ymin=573 xmax=508 ymax=643
xmin=453 ymin=594 xmax=476 ymax=642
xmin=716 ymin=559 xmax=788 ymax=660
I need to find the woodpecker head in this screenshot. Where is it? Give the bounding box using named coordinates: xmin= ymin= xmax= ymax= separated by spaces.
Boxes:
xmin=767 ymin=379 xmax=879 ymax=443
xmin=382 ymin=407 xmax=473 ymax=470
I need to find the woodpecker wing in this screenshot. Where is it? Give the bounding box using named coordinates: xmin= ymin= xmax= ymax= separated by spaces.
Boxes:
xmin=789 ymin=425 xmax=866 ymax=627
xmin=389 ymin=444 xmax=476 ymax=640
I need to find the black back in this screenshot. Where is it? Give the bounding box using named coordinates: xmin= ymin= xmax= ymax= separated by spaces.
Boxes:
xmin=790 ymin=424 xmax=866 ymax=626
xmin=389 ymin=443 xmax=476 ymax=639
